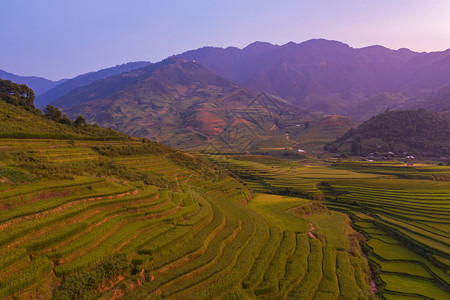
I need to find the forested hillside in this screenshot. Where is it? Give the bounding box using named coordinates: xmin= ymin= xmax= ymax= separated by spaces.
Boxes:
xmin=326 ymin=109 xmax=450 ymax=157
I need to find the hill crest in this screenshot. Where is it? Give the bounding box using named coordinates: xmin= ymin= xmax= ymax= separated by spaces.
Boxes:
xmin=35 ymin=61 xmax=151 ymax=108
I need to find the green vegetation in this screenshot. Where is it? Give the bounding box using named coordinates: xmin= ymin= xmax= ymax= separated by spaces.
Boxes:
xmin=53 ymin=254 xmax=128 ymax=299
xmin=0 ymin=79 xmax=35 ymax=111
xmin=0 ymin=90 xmax=129 ymax=140
xmin=293 ymin=115 xmax=358 ymax=151
xmin=248 ymin=194 xmax=309 ymax=232
xmin=327 ymin=169 xmax=450 ymax=298
xmin=206 ymin=154 xmax=380 ymax=199
xmin=0 ymin=135 xmax=250 ymax=298
xmin=0 ymin=132 xmax=378 ymax=299
xmin=206 ymin=155 xmax=450 ymax=299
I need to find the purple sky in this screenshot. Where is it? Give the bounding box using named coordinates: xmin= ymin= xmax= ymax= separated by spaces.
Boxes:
xmin=1 ymin=0 xmax=449 ymax=80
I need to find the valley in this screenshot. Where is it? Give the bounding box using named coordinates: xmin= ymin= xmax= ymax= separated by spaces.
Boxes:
xmin=0 ymin=124 xmax=448 ymax=298
xmin=1 ymin=36 xmax=449 ymax=299
xmin=0 ymin=137 xmax=379 ymax=299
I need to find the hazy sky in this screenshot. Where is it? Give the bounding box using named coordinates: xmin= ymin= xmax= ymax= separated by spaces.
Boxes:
xmin=1 ymin=0 xmax=449 ymax=80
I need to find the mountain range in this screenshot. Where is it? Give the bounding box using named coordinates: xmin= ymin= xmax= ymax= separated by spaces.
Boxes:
xmin=3 ymin=39 xmax=449 ymax=119
xmin=1 ymin=39 xmax=449 ymax=152
xmin=178 ymin=39 xmax=450 ymax=118
xmin=51 ymin=58 xmax=327 ymax=152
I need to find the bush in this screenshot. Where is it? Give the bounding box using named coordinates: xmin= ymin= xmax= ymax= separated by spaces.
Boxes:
xmin=53 ymin=254 xmax=128 ymax=299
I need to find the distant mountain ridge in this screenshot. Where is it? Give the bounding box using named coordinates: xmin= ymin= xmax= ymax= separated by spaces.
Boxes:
xmin=0 ymin=69 xmax=67 ymax=95
xmin=35 ymin=61 xmax=151 ymax=108
xmin=51 ymin=58 xmax=323 ymax=151
xmin=178 ymin=39 xmax=450 ymax=118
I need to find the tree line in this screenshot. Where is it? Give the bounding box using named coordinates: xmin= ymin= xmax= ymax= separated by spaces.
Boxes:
xmin=0 ymin=78 xmax=86 ymax=126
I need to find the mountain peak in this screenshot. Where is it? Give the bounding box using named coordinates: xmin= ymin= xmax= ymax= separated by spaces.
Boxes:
xmin=162 ymin=56 xmax=189 ymax=64
xmin=298 ymin=38 xmax=351 ymax=49
xmin=242 ymin=41 xmax=277 ymax=53
xmin=178 ymin=39 xmax=450 ymax=117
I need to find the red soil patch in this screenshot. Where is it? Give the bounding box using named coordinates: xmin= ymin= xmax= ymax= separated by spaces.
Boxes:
xmin=31 ymin=188 xmax=72 ymax=203
xmin=231 ymin=117 xmax=252 ymax=125
xmin=319 ymin=115 xmax=345 ymax=126
xmin=98 ymin=274 xmax=126 ymax=293
xmin=308 ymin=232 xmax=317 ymax=239
xmin=308 ymin=222 xmax=317 ymax=239
xmin=192 ymin=110 xmax=226 ymax=135
xmin=0 ymin=177 xmax=13 ymax=184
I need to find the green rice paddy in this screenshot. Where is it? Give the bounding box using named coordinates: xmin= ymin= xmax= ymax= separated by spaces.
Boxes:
xmin=0 ymin=139 xmax=448 ymax=299
xmin=205 ymin=155 xmax=450 ymax=299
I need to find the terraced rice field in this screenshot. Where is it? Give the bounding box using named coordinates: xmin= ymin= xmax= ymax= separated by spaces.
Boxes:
xmin=0 ymin=139 xmax=377 ymax=299
xmin=333 ymin=161 xmax=450 ymax=181
xmin=246 ymin=194 xmax=374 ymax=300
xmin=206 ymin=155 xmax=381 ymax=200
xmin=205 ymin=156 xmax=450 ymax=299
xmin=326 ymin=177 xmax=450 ymax=299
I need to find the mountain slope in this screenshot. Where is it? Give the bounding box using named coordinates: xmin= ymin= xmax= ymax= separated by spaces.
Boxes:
xmin=348 ymin=84 xmax=450 ymax=122
xmin=0 ymin=69 xmax=67 ymax=95
xmin=404 ymin=84 xmax=450 ymax=112
xmin=325 ymin=109 xmax=450 ymax=157
xmin=51 ymin=58 xmax=322 ymax=152
xmin=178 ymin=39 xmax=450 ymax=117
xmin=35 ymin=61 xmax=151 ymax=108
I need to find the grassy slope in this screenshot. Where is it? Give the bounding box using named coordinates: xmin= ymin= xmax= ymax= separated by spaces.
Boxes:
xmin=0 ymin=101 xmax=129 ymax=140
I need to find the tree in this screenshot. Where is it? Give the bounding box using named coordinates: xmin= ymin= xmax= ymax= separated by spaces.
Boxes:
xmin=74 ymin=115 xmax=87 ymax=127
xmin=0 ymin=79 xmax=35 ymax=110
xmin=44 ymin=104 xmax=62 ymax=121
xmin=60 ymin=115 xmax=72 ymax=125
